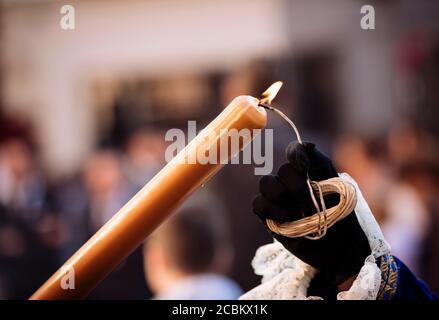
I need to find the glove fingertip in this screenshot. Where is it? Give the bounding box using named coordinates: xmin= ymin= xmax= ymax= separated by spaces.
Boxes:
xmin=302 ymin=142 xmax=316 ymax=152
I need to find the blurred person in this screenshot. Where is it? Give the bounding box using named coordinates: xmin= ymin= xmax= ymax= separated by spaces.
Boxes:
xmin=143 ymin=203 xmax=242 ymax=300
xmin=83 ymin=149 xmax=135 ymax=231
xmin=387 ymin=121 xmax=435 ymax=167
xmin=0 ymin=138 xmax=46 ymax=224
xmin=381 ymin=119 xmax=438 ymax=276
xmin=40 ymin=148 xmax=150 ymax=299
xmin=123 ymin=129 xmax=165 ymax=190
xmin=0 ymin=135 xmax=54 ymax=299
xmin=41 ymin=179 xmax=89 ymax=264
xmin=80 ymin=148 xmax=149 ymax=299
xmin=0 ymin=203 xmax=53 ymax=299
xmin=333 ymin=134 xmax=392 ymax=224
xmin=37 ymin=212 xmax=71 ymax=252
xmin=45 ymin=149 xmax=150 ymax=299
xmin=45 ymin=134 xmax=164 ymax=268
xmin=380 ymin=121 xmax=438 ymax=276
xmin=383 ymin=161 xmax=437 ymax=277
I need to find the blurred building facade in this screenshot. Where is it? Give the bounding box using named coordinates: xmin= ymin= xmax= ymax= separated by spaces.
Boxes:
xmin=3 ymin=0 xmax=438 ymax=178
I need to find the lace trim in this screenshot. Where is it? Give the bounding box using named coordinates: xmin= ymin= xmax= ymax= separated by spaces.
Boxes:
xmin=240 ymin=241 xmax=318 ymax=300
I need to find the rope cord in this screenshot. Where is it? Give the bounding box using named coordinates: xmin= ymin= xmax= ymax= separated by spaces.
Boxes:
xmin=259 ymin=103 xmax=357 ymax=240
xmin=266 ymin=178 xmax=357 ymax=239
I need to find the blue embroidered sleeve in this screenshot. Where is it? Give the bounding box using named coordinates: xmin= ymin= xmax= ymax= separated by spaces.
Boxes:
xmin=378 ymin=255 xmax=437 ymax=300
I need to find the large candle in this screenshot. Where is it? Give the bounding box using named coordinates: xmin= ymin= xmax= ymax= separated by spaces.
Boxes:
xmin=30 ymin=96 xmax=267 ymax=299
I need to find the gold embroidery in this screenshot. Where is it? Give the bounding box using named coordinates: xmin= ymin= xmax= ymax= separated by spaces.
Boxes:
xmin=377 ymin=254 xmax=398 ymax=300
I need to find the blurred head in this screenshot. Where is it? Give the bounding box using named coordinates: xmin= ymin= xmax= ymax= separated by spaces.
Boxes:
xmin=125 ymin=129 xmax=165 ymax=185
xmin=397 ymin=160 xmax=439 ymax=204
xmin=83 ymin=149 xmax=123 ymax=196
xmin=143 ymin=205 xmax=232 ymax=296
xmin=126 ymin=129 xmax=165 ymax=168
xmin=333 ymin=134 xmax=385 ymax=175
xmin=387 ymin=122 xmax=421 ymax=165
xmin=0 ymin=138 xmax=34 ymax=180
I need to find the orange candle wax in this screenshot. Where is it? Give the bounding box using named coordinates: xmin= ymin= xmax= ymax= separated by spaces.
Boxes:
xmin=30 ymin=96 xmax=267 ymax=300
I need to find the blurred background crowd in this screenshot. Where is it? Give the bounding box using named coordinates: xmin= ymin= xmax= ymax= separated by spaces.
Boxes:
xmin=1 ymin=0 xmax=439 ymax=299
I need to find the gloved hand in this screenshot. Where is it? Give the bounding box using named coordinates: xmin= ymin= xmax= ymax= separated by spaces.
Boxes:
xmin=253 ymin=142 xmax=371 ymax=286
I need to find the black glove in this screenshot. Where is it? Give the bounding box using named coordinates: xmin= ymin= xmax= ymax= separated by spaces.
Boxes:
xmin=253 ymin=142 xmax=371 ymax=286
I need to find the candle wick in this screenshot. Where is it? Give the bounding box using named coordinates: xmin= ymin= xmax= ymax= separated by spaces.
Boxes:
xmin=258 ymin=103 xmax=273 ymax=110
xmin=258 ymin=102 xmax=303 ymax=145
xmin=258 ymin=102 xmax=321 ymax=225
